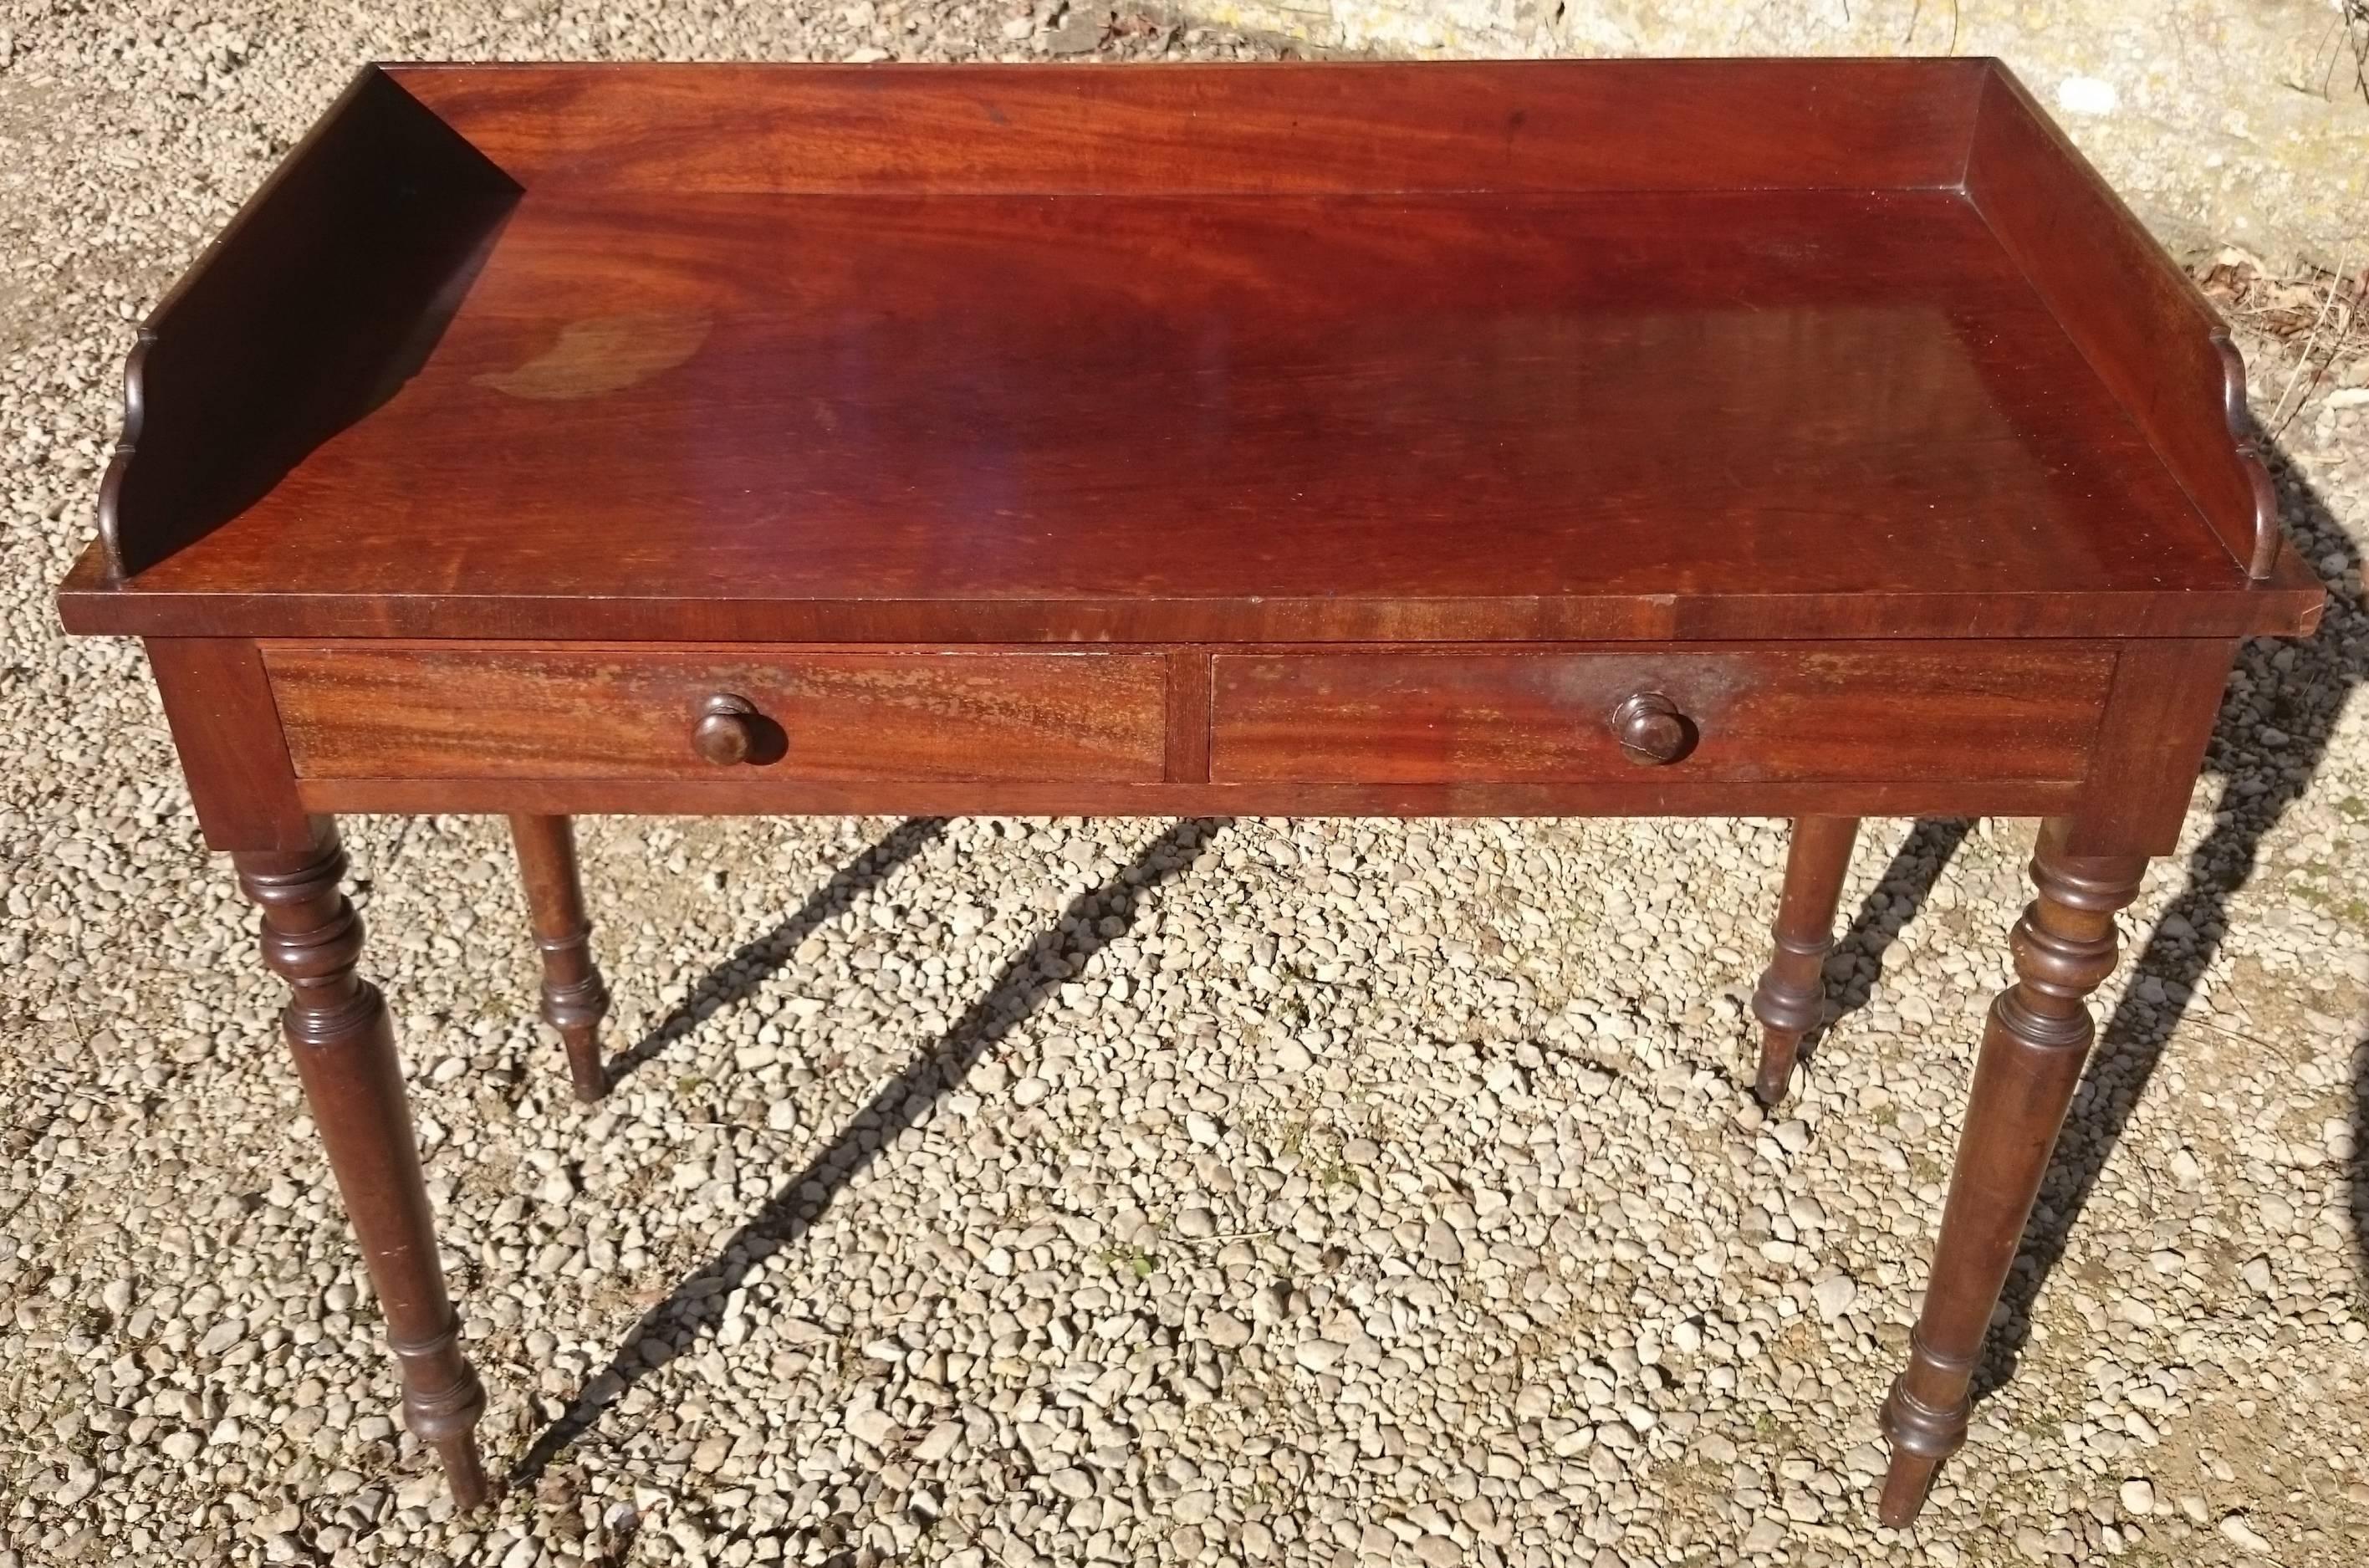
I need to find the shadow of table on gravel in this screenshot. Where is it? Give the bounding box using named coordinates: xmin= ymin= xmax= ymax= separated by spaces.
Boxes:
xmin=602 ymin=817 xmax=950 ymax=1092
xmin=510 ymin=452 xmax=2361 ymax=1489
xmin=515 ymin=817 xmax=1227 ymax=1487
xmin=1825 ymin=816 xmax=1976 ymax=1055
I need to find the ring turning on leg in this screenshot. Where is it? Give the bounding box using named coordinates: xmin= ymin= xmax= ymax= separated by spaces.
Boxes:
xmin=509 ymin=814 xmax=611 ymax=1101
xmin=1877 ymin=820 xmax=2144 ymax=1528
xmin=1750 ymin=816 xmax=1860 ymax=1105
xmin=236 ymin=824 xmax=491 ymax=1509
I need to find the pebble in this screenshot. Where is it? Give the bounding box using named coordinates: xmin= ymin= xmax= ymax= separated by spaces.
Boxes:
xmin=1811 ymin=1273 xmax=1858 ymax=1321
xmin=2219 ymin=1514 xmax=2273 ymax=1553
xmin=2118 ymin=1478 xmax=2156 ymax=1516
xmin=845 ymin=1407 xmax=898 ymax=1449
xmin=1205 ymin=1311 xmax=1251 ymax=1350
xmin=1295 ymin=1339 xmax=1347 ymax=1373
xmin=54 ymin=1459 xmax=98 ymax=1509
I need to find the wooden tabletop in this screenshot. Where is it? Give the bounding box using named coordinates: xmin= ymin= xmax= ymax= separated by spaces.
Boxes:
xmin=59 ymin=61 xmax=2323 ymax=644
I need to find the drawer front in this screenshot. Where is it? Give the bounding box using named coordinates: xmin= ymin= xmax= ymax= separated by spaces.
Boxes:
xmin=265 ymin=646 xmax=1170 ymax=782
xmin=1210 ymin=645 xmax=2115 ymax=784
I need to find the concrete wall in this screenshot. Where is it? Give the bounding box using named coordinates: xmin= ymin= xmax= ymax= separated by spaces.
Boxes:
xmin=1177 ymin=0 xmax=2369 ymax=264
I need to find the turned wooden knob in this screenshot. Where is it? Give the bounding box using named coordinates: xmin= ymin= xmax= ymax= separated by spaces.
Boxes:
xmin=1611 ymin=692 xmax=1689 ymax=765
xmin=691 ymin=693 xmax=760 ymax=765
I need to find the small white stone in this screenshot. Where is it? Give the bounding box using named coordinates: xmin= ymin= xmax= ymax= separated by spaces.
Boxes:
xmin=1204 ymin=1312 xmax=1251 ymax=1351
xmin=53 ymin=1458 xmax=98 ymax=1508
xmin=1812 ymin=1274 xmax=1858 ymax=1321
xmin=845 ymin=1407 xmax=898 ymax=1449
xmin=2219 ymin=1514 xmax=2271 ymax=1554
xmin=2056 ymin=75 xmax=2121 ymax=115
xmin=2118 ymin=1478 xmax=2156 ymax=1516
xmin=1295 ymin=1339 xmax=1346 ymax=1373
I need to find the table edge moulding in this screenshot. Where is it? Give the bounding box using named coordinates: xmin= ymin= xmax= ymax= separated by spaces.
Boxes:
xmin=54 ymin=56 xmax=2326 ymax=1535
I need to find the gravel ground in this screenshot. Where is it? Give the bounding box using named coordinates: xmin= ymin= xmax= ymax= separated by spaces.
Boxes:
xmin=5 ymin=6 xmax=2369 ymax=1567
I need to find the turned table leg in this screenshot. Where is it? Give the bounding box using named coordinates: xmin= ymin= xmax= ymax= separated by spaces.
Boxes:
xmin=1750 ymin=815 xmax=1860 ymax=1106
xmin=237 ymin=824 xmax=491 ymax=1509
xmin=508 ymin=814 xmax=610 ymax=1102
xmin=1878 ymin=819 xmax=2143 ymax=1528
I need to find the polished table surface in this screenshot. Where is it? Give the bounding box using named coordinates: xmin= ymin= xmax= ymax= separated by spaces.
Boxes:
xmin=55 ymin=59 xmax=2322 ymax=1531
xmin=91 ymin=192 xmax=2255 ymax=634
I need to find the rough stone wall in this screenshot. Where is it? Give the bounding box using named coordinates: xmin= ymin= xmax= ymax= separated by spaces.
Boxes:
xmin=1177 ymin=0 xmax=2369 ymax=263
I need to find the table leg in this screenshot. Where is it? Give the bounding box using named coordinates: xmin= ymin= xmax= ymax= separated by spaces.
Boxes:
xmin=236 ymin=822 xmax=491 ymax=1509
xmin=508 ymin=813 xmax=610 ymax=1102
xmin=1749 ymin=815 xmax=1860 ymax=1106
xmin=1877 ymin=818 xmax=2143 ymax=1528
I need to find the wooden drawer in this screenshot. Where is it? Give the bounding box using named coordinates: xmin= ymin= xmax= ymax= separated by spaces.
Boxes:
xmin=1210 ymin=645 xmax=2115 ymax=784
xmin=263 ymin=646 xmax=1170 ymax=782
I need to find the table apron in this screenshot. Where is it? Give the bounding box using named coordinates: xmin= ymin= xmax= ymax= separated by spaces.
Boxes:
xmin=291 ymin=775 xmax=2088 ymax=820
xmin=148 ymin=635 xmax=2234 ymax=856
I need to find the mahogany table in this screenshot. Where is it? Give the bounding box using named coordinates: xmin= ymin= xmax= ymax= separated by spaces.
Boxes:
xmin=57 ymin=59 xmax=2324 ymax=1530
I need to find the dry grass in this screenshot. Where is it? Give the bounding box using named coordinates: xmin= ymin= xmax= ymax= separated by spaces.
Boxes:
xmin=2193 ymin=249 xmax=2368 ymax=437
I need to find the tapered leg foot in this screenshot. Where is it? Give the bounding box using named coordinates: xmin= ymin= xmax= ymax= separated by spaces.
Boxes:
xmin=1750 ymin=816 xmax=1860 ymax=1106
xmin=510 ymin=815 xmax=610 ymax=1101
xmin=435 ymin=1436 xmax=490 ymax=1510
xmin=237 ymin=823 xmax=491 ymax=1509
xmin=1877 ymin=1444 xmax=1943 ymax=1530
xmin=1876 ymin=1328 xmax=1972 ymax=1525
xmin=1876 ymin=819 xmax=2144 ymax=1528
